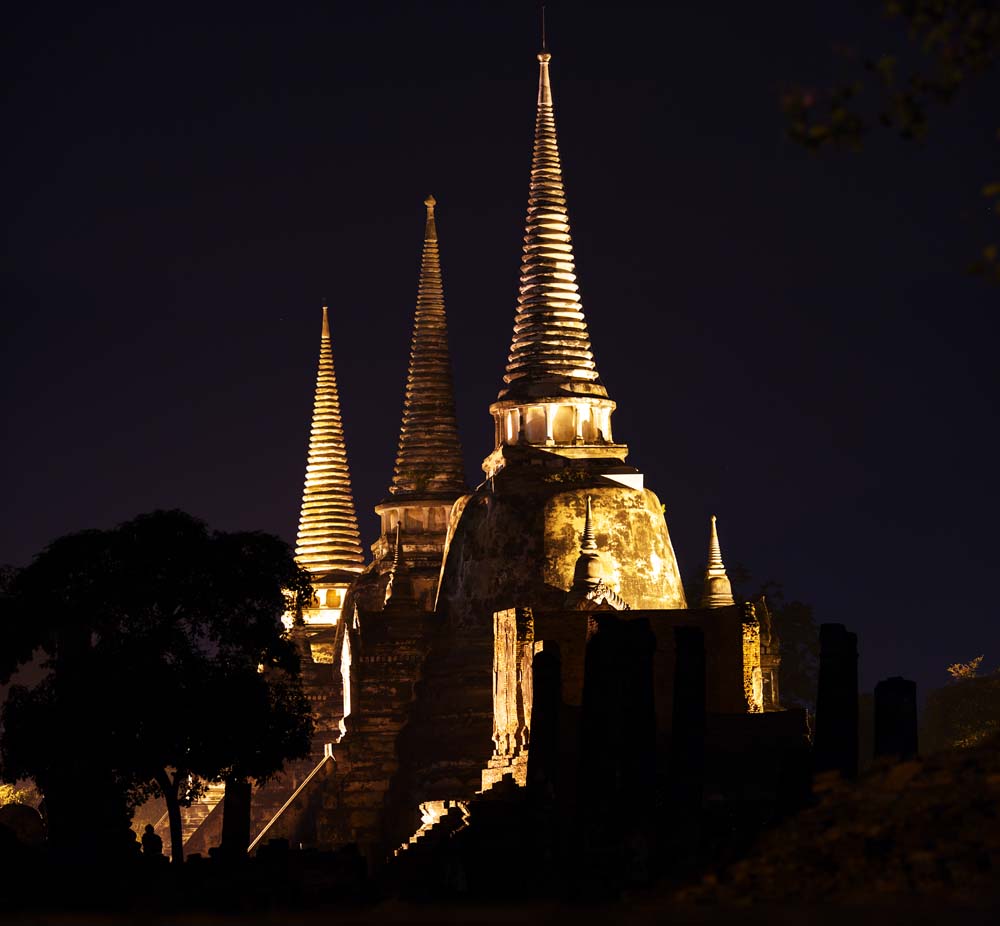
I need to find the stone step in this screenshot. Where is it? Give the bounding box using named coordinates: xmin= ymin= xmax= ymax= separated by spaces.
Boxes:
xmin=153 ymin=781 xmax=227 ymax=860
xmin=393 ymin=800 xmax=468 ymax=858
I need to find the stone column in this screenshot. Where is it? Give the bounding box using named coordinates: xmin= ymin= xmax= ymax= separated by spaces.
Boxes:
xmin=814 ymin=623 xmax=859 ymax=778
xmin=670 ymin=626 xmax=706 ymax=804
xmin=577 ymin=615 xmax=656 ymax=893
xmin=526 ymin=644 xmax=561 ymax=803
xmin=874 ymin=676 xmax=918 ymax=761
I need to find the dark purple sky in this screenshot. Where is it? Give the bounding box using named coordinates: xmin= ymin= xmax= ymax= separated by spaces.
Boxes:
xmin=3 ymin=2 xmax=997 ymax=701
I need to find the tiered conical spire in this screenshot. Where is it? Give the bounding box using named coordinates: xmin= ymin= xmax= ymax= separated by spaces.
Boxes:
xmin=700 ymin=515 xmax=735 ymax=608
xmin=294 ymin=307 xmax=365 ymax=577
xmin=389 ymin=195 xmax=466 ymax=498
xmin=499 ymin=50 xmax=606 ymax=401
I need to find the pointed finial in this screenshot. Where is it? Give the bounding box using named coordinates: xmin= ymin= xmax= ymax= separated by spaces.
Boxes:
xmin=708 ymin=514 xmax=725 ymax=571
xmin=581 ymin=495 xmax=597 ymax=553
xmin=423 ymin=193 xmax=438 ymax=242
xmin=321 ymin=304 xmax=330 ymax=337
xmin=537 ymin=11 xmax=552 ymax=105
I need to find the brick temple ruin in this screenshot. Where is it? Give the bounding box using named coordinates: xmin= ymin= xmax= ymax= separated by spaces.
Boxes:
xmin=164 ymin=47 xmax=812 ymax=875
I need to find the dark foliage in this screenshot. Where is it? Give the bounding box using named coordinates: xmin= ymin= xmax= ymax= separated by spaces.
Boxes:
xmin=0 ymin=510 xmax=315 ymax=863
xmin=780 ymin=0 xmax=1000 ymax=281
xmin=922 ymin=670 xmax=1000 ymax=751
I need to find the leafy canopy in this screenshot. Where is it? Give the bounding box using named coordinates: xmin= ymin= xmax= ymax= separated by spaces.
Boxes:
xmin=0 ymin=510 xmax=315 ymax=819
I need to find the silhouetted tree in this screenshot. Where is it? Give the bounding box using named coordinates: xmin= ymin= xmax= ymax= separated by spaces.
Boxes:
xmin=781 ymin=0 xmax=1000 ymax=280
xmin=0 ymin=511 xmax=314 ymax=863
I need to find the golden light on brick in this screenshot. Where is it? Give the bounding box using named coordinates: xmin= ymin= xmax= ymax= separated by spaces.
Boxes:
xmin=364 ymin=196 xmax=467 ymax=612
xmin=700 ymin=515 xmax=736 ymax=608
xmin=293 ymin=306 xmax=364 ymax=627
xmin=742 ymin=611 xmax=764 ymax=713
xmin=485 ymin=50 xmax=627 ymax=475
xmin=387 ymin=195 xmax=465 ymax=501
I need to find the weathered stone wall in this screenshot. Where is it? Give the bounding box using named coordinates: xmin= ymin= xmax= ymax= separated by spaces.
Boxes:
xmin=437 ymin=448 xmax=686 ymax=632
xmin=310 ymin=609 xmax=435 ymax=862
xmin=487 ymin=604 xmax=760 ymax=767
xmin=385 ymin=627 xmax=495 ymax=849
xmin=482 ymin=608 xmax=535 ymax=789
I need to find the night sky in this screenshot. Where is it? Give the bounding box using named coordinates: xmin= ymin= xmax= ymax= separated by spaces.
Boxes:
xmin=3 ymin=2 xmax=997 ymax=702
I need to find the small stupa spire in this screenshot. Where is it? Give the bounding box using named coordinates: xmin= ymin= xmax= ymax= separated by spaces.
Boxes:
xmin=383 ymin=523 xmax=417 ymax=609
xmin=294 ymin=306 xmax=365 ymax=577
xmin=566 ymin=495 xmax=630 ymax=610
xmin=498 ymin=47 xmax=607 ymax=401
xmin=700 ymin=515 xmax=735 ymax=608
xmin=572 ymin=495 xmax=602 ymax=589
xmin=388 ymin=195 xmax=466 ymax=498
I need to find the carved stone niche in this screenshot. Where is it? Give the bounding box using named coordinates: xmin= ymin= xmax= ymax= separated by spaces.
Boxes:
xmin=482 ymin=607 xmax=536 ymax=790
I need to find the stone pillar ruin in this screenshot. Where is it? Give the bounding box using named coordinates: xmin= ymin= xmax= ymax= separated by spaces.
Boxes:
xmin=526 ymin=644 xmax=561 ymax=803
xmin=814 ymin=623 xmax=859 ymax=779
xmin=874 ymin=676 xmax=918 ymax=761
xmin=670 ymin=626 xmax=707 ymax=805
xmin=577 ymin=615 xmax=657 ymax=892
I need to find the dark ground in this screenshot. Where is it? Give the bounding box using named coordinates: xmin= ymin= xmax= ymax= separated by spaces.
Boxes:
xmin=4 ymin=739 xmax=1000 ymax=923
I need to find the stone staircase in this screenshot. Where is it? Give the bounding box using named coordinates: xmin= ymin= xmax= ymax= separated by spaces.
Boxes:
xmin=152 ymin=781 xmax=227 ymax=860
xmin=388 ymin=775 xmax=536 ymax=897
xmin=392 ymin=799 xmax=470 ymax=859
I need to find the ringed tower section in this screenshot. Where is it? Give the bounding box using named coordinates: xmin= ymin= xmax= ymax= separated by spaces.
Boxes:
xmin=367 ymin=196 xmax=467 ymax=610
xmin=437 ymin=46 xmax=686 ymax=626
xmin=293 ymin=305 xmax=365 ymax=627
xmin=485 ymin=49 xmax=626 ymax=477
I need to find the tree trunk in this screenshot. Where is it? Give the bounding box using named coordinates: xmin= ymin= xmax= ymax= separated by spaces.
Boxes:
xmin=220 ymin=775 xmax=252 ymax=858
xmin=156 ymin=769 xmax=185 ymax=864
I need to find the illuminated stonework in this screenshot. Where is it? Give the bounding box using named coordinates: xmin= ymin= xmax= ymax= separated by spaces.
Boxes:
xmin=354 ymin=197 xmax=467 ymax=612
xmin=564 ymin=496 xmax=631 ymax=610
xmin=437 ymin=50 xmax=686 ymax=628
xmin=385 ymin=195 xmax=465 ymax=502
xmin=292 ymin=306 xmax=365 ymax=628
xmin=482 ymin=607 xmax=534 ymax=789
xmin=484 ymin=52 xmax=626 ymax=477
xmin=700 ymin=515 xmax=736 ymax=608
xmin=742 ymin=605 xmax=764 ymax=713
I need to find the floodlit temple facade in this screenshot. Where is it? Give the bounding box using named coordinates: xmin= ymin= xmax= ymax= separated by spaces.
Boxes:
xmin=165 ymin=46 xmax=802 ymax=866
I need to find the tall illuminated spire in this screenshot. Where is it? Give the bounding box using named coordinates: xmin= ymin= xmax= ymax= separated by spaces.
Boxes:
xmin=294 ymin=306 xmax=365 ymax=578
xmin=499 ymin=49 xmax=606 ymax=401
xmin=484 ymin=48 xmax=623 ymax=475
xmin=700 ymin=515 xmax=735 ymax=608
xmin=388 ymin=195 xmax=465 ymax=499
